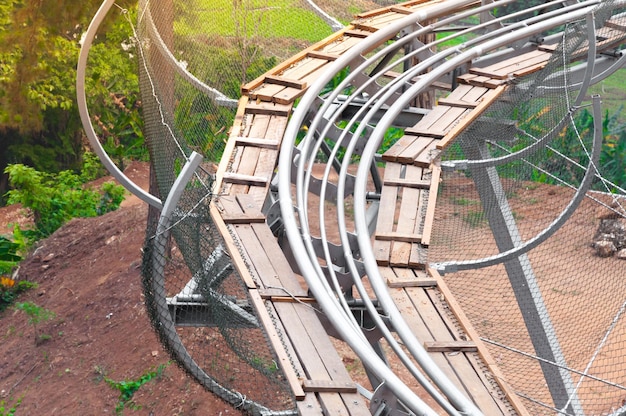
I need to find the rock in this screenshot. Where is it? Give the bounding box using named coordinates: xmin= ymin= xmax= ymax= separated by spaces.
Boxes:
xmin=43 ymin=253 xmax=55 ymax=262
xmin=617 ymin=249 xmax=626 ymax=260
xmin=594 ymin=240 xmax=616 ymax=258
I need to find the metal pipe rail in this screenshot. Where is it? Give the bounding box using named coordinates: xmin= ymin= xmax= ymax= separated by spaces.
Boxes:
xmin=277 ymin=0 xmax=626 ymax=414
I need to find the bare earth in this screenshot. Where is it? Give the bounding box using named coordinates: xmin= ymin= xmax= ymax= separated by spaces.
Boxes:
xmin=0 ymin=163 xmax=241 ymax=415
xmin=1 ymin=162 xmax=624 ymax=415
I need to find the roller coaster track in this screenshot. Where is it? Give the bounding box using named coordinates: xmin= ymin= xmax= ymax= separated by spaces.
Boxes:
xmin=79 ymin=0 xmax=626 ymax=414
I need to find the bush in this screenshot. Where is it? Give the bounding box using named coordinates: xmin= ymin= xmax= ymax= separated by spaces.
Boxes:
xmin=4 ymin=155 xmax=126 ymax=240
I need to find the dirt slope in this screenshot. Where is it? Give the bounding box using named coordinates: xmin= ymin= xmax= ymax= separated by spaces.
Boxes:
xmin=0 ymin=163 xmax=243 ymax=415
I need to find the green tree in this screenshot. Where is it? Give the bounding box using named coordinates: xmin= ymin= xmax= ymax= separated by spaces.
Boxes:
xmin=0 ymin=0 xmax=139 ymax=203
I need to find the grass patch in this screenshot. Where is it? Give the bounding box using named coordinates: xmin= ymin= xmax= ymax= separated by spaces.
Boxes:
xmin=176 ymin=0 xmax=333 ymax=42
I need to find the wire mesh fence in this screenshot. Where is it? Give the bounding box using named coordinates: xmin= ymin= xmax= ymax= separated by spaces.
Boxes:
xmin=430 ymin=3 xmax=626 ymax=414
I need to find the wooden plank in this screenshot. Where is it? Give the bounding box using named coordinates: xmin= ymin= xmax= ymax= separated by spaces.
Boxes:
xmin=241 ymin=28 xmax=348 ymax=92
xmin=389 ymin=164 xmax=423 ymax=266
xmin=382 ymin=135 xmax=419 ymax=162
xmin=423 ymin=286 xmax=514 ymax=414
xmin=383 ymin=177 xmax=430 ymax=189
xmin=456 ymin=72 xmax=480 ymax=85
xmin=458 ymin=85 xmax=490 ymax=103
xmin=209 ymin=203 xmax=258 ymax=289
xmin=396 ymin=137 xmax=435 ymax=164
xmin=408 ymin=243 xmax=428 ymax=268
xmin=466 ymin=74 xmax=492 ymax=87
xmin=374 ymin=163 xmax=401 ymax=264
xmin=221 ymin=212 xmax=266 ymax=224
xmin=251 ymin=82 xmax=286 ymax=102
xmin=272 ymin=85 xmax=308 ymax=105
xmin=245 ymin=100 xmax=292 ymax=116
xmin=282 ymin=57 xmax=329 ymax=80
xmin=384 ymin=267 xmax=436 ymax=288
xmin=387 ymin=284 xmax=468 ymax=394
xmin=437 ymin=85 xmax=507 ymax=150
xmin=274 ymin=302 xmax=369 ymax=415
xmin=302 ymin=380 xmax=358 ymax=394
xmin=234 ymin=137 xmax=280 ymax=150
xmin=436 ymin=98 xmax=479 ymax=108
xmin=222 ymin=172 xmax=269 ymax=187
xmin=218 ymin=194 xmax=266 ymax=224
xmin=376 ymin=231 xmax=423 ymax=243
xmin=213 ymin=96 xmax=249 ymax=194
xmin=406 ymin=286 xmax=506 ymax=414
xmin=251 ymin=222 xmax=309 ymax=297
xmin=404 ymin=105 xmax=450 ymax=134
xmin=444 ymin=83 xmax=476 ymax=100
xmin=389 ymin=241 xmax=412 ymax=267
xmin=420 ymin=165 xmax=440 ymax=246
xmin=427 ymin=267 xmax=531 ymax=415
xmin=374 ymin=239 xmax=391 ymax=266
xmin=424 ymin=341 xmax=478 ymax=352
xmin=413 ymin=138 xmax=440 ymax=168
xmin=226 ymin=114 xmax=271 ymax=195
xmin=390 ymin=5 xmax=415 ymax=14
xmin=469 ymin=50 xmax=549 ymax=79
xmin=323 ymin=34 xmax=366 ymax=54
xmin=249 ymin=289 xmax=306 ymax=401
xmin=306 ymin=50 xmax=340 ymax=61
xmin=357 ymin=10 xmax=412 ymax=31
xmin=264 ymin=74 xmax=307 ymax=89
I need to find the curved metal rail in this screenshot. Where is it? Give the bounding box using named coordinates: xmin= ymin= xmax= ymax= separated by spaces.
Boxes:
xmin=277 ymin=0 xmax=626 ymax=414
xmin=79 ymin=0 xmax=626 ymax=414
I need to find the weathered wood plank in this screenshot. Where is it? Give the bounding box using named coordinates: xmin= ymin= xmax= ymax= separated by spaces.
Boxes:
xmin=222 ymin=172 xmax=268 ymax=187
xmin=208 ymin=203 xmax=257 ymax=290
xmin=307 ymin=50 xmax=340 ymax=61
xmin=420 ymin=166 xmax=440 ymax=246
xmin=424 ymin=341 xmax=478 ymax=352
xmin=406 ymin=286 xmax=506 ymax=414
xmin=383 ymin=177 xmax=430 ymax=189
xmin=250 ymin=222 xmax=309 ymax=297
xmin=389 ymin=241 xmax=412 ymax=267
xmin=383 ymin=267 xmax=436 ymax=288
xmin=234 ymin=137 xmax=280 ymax=150
xmin=275 ymin=301 xmax=370 ymax=415
xmin=428 ymin=266 xmax=531 ymax=415
xmin=382 ymin=135 xmax=419 ymax=162
xmin=469 ymin=50 xmax=550 ymax=79
xmin=249 ymin=289 xmax=306 ymax=400
xmin=264 ymin=74 xmax=307 ymax=89
xmin=437 ymin=85 xmax=507 ymax=150
xmin=251 ymin=82 xmax=286 ymax=102
xmin=374 ymin=163 xmax=402 ymax=264
xmin=418 ymin=286 xmax=510 ymax=414
xmin=396 ymin=137 xmax=435 ymax=164
xmin=413 ymin=138 xmax=440 ymax=168
xmin=408 ymin=243 xmax=428 ymax=268
xmin=245 ymin=100 xmax=292 ymax=116
xmin=302 ymin=380 xmax=358 ymax=394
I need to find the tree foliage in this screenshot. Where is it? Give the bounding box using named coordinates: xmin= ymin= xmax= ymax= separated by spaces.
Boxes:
xmin=0 ymin=0 xmax=140 ymax=203
xmin=4 ymin=153 xmax=126 ymax=240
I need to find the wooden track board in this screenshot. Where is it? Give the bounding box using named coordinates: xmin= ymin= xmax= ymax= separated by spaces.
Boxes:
xmin=374 ymin=163 xmax=402 ymax=265
xmin=274 ymin=301 xmax=370 ymax=415
xmin=469 ymin=50 xmax=551 ymax=79
xmin=407 ymin=285 xmax=510 ymax=414
xmin=390 ymin=165 xmax=424 ymax=267
xmin=355 ymin=10 xmax=412 ymax=31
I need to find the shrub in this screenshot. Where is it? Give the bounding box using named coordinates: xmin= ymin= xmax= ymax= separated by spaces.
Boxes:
xmin=4 ymin=156 xmax=125 ymax=240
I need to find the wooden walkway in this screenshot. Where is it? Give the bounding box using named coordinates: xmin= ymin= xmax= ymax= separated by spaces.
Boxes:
xmin=204 ymin=1 xmax=626 ymax=414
